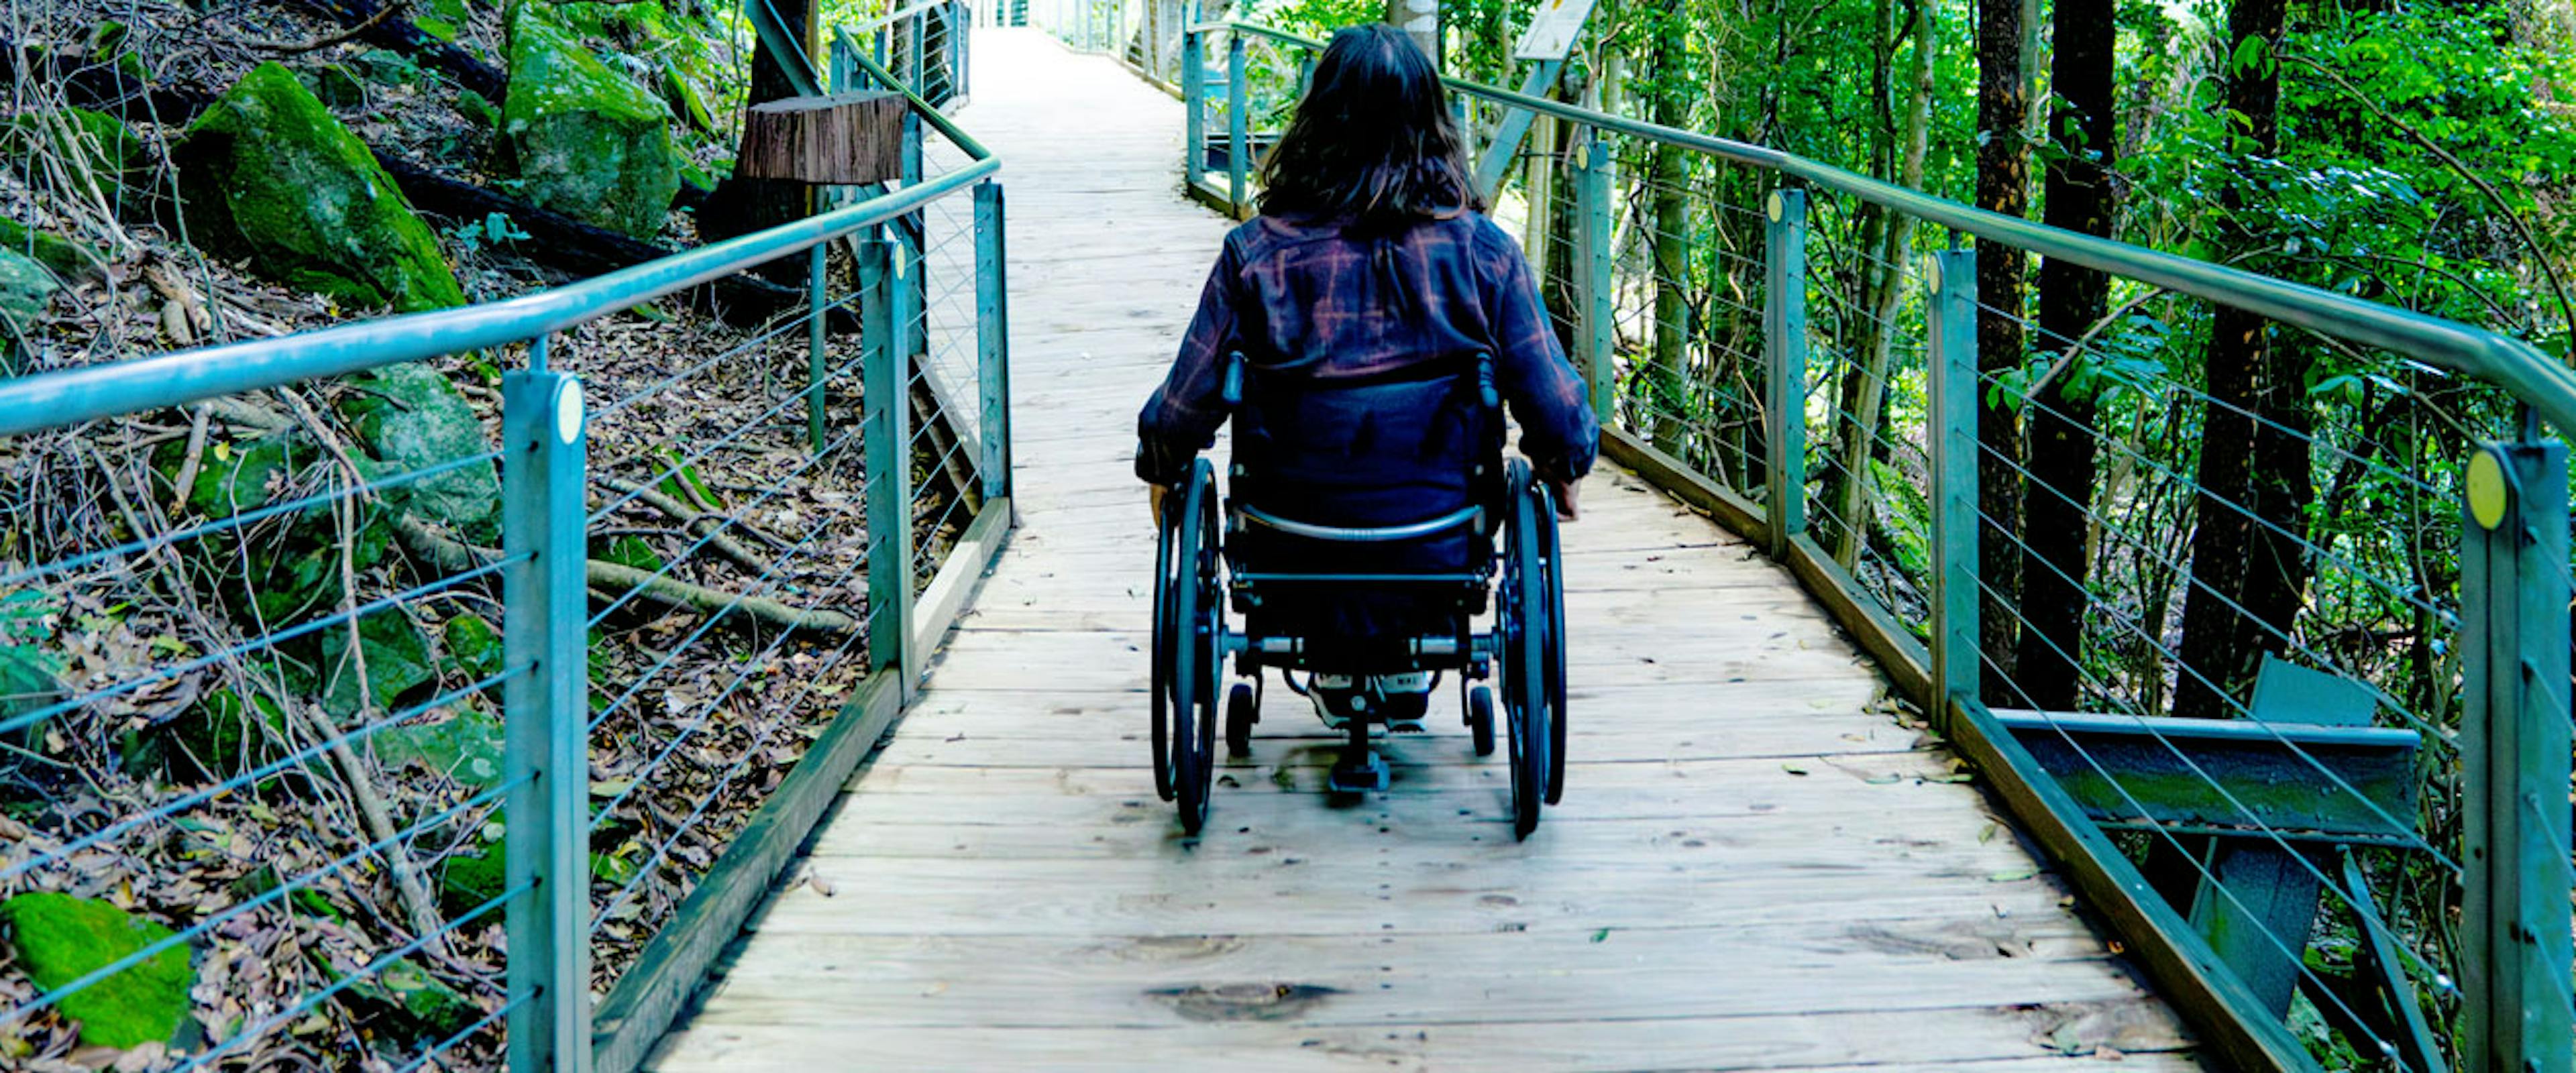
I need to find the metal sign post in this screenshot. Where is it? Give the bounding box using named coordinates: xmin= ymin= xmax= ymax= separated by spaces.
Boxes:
xmin=1468 ymin=0 xmax=1599 ymax=202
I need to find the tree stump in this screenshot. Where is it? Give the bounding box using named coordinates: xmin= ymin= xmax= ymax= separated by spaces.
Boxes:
xmin=735 ymin=92 xmax=908 ymax=186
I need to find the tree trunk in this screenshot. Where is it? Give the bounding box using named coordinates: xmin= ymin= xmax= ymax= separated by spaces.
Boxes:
xmin=2012 ymin=0 xmax=2116 ymax=710
xmin=1828 ymin=0 xmax=1935 ymax=570
xmin=715 ymin=0 xmax=822 ymax=285
xmin=2172 ymin=0 xmax=2303 ymax=717
xmin=1383 ymin=0 xmax=1441 ymax=66
xmin=1644 ymin=19 xmax=1693 ymax=457
xmin=1973 ymin=0 xmax=2033 ymax=701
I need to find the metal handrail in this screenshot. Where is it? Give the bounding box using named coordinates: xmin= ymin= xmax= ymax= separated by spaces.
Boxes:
xmin=0 ymin=139 xmax=997 ymax=439
xmin=1183 ymin=19 xmax=2576 ymax=434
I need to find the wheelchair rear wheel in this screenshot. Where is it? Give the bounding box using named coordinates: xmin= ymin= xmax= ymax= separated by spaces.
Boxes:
xmin=1150 ymin=500 xmax=1181 ymax=802
xmin=1501 ymin=462 xmax=1554 ymax=840
xmin=1538 ymin=487 xmax=1568 ymax=805
xmin=1168 ymin=461 xmax=1225 ymax=835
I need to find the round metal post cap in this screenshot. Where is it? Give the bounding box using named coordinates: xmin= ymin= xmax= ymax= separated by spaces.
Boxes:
xmin=2467 ymin=446 xmax=2511 ymax=530
xmin=554 ymin=378 xmax=586 ymax=445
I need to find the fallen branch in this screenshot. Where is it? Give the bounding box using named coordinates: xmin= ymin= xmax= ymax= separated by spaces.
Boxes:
xmin=597 ymin=477 xmax=780 ymax=577
xmin=249 ymin=0 xmax=413 ymax=53
xmin=394 ymin=515 xmax=863 ymax=634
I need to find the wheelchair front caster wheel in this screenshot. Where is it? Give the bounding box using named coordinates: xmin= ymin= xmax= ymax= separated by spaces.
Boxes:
xmin=1466 ymin=685 xmax=1495 ymax=757
xmin=1225 ymin=683 xmax=1256 ymax=758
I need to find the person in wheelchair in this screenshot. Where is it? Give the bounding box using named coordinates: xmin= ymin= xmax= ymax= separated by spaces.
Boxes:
xmin=1134 ymin=24 xmax=1597 ymax=737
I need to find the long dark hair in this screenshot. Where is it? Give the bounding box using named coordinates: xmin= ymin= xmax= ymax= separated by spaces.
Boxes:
xmin=1256 ymin=23 xmax=1483 ymax=233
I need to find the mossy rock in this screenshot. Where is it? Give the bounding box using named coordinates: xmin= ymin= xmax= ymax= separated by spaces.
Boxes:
xmin=376 ymin=705 xmax=504 ymax=787
xmin=174 ymin=62 xmax=464 ymax=313
xmin=0 ymin=218 xmax=108 ymax=282
xmin=501 ymin=5 xmax=678 ymax=239
xmin=337 ymin=361 xmax=502 ymax=541
xmin=162 ymin=685 xmax=292 ymax=782
xmin=0 ymin=893 xmax=194 ymax=1049
xmin=443 ymin=613 xmax=503 ymax=683
xmin=3 ymin=109 xmax=146 ymax=214
xmin=150 ymin=432 xmax=396 ymax=626
xmin=0 ymin=248 xmax=62 ymax=338
xmin=319 ymin=609 xmax=436 ymax=718
xmin=0 ymin=644 xmax=64 ymax=762
xmin=436 ymin=839 xmax=504 ymax=918
xmin=344 ymin=957 xmax=478 ymax=1038
xmin=455 ymin=89 xmax=501 ymax=131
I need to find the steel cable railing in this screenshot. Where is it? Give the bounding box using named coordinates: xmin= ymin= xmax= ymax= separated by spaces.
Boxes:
xmin=1153 ymin=19 xmax=2570 ymax=1072
xmin=0 ymin=27 xmax=1008 ymax=1073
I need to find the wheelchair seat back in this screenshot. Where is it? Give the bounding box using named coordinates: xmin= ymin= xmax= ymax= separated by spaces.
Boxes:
xmin=1224 ymin=353 xmax=1502 ymax=659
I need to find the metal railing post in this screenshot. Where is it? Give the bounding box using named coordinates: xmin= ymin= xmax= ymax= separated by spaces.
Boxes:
xmin=1226 ymin=31 xmax=1248 ymax=213
xmin=975 ymin=180 xmax=1014 ymax=503
xmin=907 ymin=9 xmax=925 ymax=89
xmin=1762 ymin=188 xmax=1808 ymax=556
xmin=1182 ymin=27 xmax=1205 ymax=182
xmin=808 ymin=243 xmax=828 ymax=453
xmin=1924 ymin=249 xmax=1980 ymax=730
xmin=1570 ymin=129 xmax=1613 ymax=417
xmin=502 ymin=340 xmax=594 ymax=1073
xmin=859 ymin=239 xmax=919 ymax=693
xmin=2460 ymin=437 xmax=2573 ymax=1073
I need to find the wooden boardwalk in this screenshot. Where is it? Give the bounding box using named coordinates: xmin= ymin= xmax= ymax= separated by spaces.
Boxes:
xmin=647 ymin=30 xmax=2200 ymax=1071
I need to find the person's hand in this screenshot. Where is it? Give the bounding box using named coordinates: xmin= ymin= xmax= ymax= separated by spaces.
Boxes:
xmin=1549 ymin=477 xmax=1580 ymax=520
xmin=1148 ymin=483 xmax=1171 ymax=527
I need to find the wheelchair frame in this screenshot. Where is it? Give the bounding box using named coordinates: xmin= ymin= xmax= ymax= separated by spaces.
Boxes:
xmin=1148 ymin=353 xmax=1569 ymax=840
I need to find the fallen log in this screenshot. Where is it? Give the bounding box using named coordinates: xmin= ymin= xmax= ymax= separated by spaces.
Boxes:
xmin=0 ymin=35 xmax=214 ymax=122
xmin=396 ymin=515 xmax=863 ymax=635
xmin=283 ymin=0 xmax=507 ymax=100
xmin=374 ymin=156 xmax=848 ymax=325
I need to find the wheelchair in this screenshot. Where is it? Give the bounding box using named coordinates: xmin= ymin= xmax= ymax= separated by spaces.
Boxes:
xmin=1149 ymin=351 xmax=1568 ymax=840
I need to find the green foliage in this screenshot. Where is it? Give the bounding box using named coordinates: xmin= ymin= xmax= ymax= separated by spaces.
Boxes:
xmin=0 ymin=893 xmax=195 ymax=1049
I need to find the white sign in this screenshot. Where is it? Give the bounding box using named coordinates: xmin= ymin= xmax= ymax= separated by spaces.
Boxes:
xmin=1513 ymin=0 xmax=1597 ymax=60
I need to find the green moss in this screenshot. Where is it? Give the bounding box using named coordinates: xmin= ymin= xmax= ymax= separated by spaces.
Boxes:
xmin=0 ymin=249 xmax=62 ymax=337
xmin=175 ymin=62 xmax=464 ymax=313
xmin=436 ymin=841 xmax=505 ymax=918
xmin=0 ymin=893 xmax=194 ymax=1049
xmin=502 ymin=5 xmax=678 ymax=238
xmin=0 ymin=218 xmax=105 ymax=282
xmin=443 ymin=613 xmax=504 ymax=682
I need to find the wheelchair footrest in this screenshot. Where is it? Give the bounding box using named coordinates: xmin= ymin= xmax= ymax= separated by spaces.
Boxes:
xmin=1328 ymin=749 xmax=1391 ymax=794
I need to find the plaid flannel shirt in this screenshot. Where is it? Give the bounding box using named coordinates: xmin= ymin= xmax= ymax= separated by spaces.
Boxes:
xmin=1135 ymin=212 xmax=1600 ymax=488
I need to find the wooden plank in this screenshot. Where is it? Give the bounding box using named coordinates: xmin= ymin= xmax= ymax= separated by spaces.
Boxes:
xmin=908 ymin=495 xmax=1015 ymax=657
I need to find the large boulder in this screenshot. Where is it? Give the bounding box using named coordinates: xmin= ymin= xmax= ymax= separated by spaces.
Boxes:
xmin=337 ymin=361 xmax=503 ymax=541
xmin=502 ymin=5 xmax=680 ymax=239
xmin=0 ymin=893 xmax=195 ymax=1049
xmin=174 ymin=62 xmax=464 ymax=313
